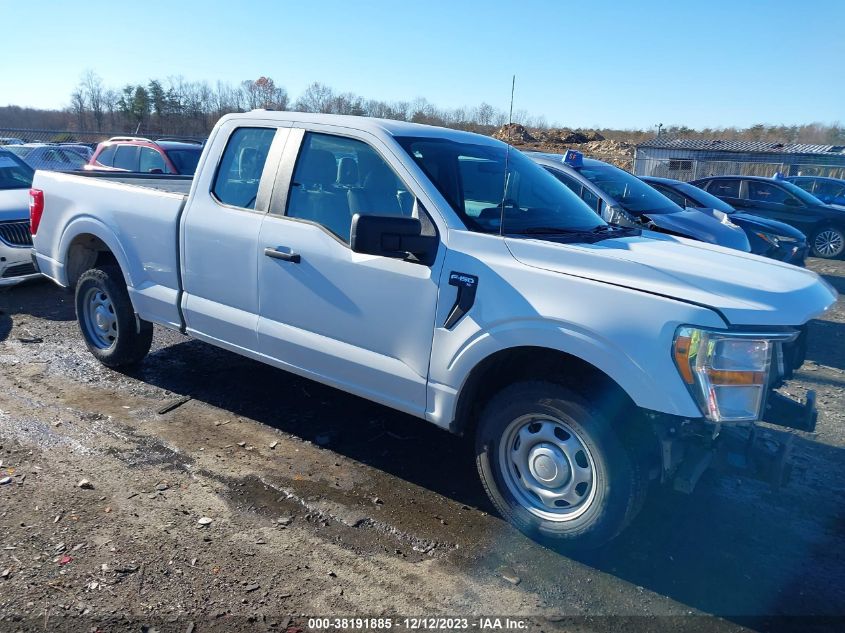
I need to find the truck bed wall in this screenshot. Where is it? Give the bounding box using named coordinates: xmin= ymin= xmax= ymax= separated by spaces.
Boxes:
xmin=32 ymin=170 xmax=187 ymax=330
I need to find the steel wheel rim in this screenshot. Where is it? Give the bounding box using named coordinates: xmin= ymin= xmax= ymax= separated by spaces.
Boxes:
xmin=81 ymin=287 xmax=118 ymax=350
xmin=498 ymin=414 xmax=597 ymax=522
xmin=814 ymin=229 xmax=844 ymax=257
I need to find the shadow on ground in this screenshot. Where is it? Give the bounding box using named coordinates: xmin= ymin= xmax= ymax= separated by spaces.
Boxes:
xmin=125 ymin=335 xmax=845 ymax=624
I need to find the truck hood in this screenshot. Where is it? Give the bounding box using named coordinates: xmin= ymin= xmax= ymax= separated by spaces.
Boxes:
xmin=505 ymin=232 xmax=837 ymax=326
xmin=0 ymin=188 xmax=30 ymax=222
xmin=642 ymin=208 xmax=751 ymax=252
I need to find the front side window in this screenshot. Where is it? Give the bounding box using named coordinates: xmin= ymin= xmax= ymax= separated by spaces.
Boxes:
xmin=747 ymin=181 xmax=799 ymax=205
xmin=212 ymin=127 xmax=276 ymax=210
xmin=286 ymin=133 xmax=412 ymax=243
xmin=814 ymin=180 xmax=845 ymax=201
xmin=580 ymin=187 xmax=602 ymax=213
xmin=397 ymin=137 xmax=602 ymax=234
xmin=165 ymin=148 xmax=202 ymax=175
xmin=651 ymin=184 xmax=687 ymax=207
xmin=139 ymin=147 xmax=166 ymax=173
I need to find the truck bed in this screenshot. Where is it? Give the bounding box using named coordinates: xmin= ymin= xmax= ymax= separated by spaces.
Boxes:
xmin=32 ymin=170 xmax=189 ymax=330
xmin=73 ymin=170 xmax=194 ymax=194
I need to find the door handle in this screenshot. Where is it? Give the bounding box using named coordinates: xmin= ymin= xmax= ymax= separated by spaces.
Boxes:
xmin=264 ymin=247 xmax=301 ymax=263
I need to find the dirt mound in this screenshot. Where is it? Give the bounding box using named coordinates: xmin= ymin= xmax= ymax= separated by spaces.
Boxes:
xmin=535 ymin=128 xmax=606 ymax=144
xmin=493 ymin=123 xmax=536 ymax=143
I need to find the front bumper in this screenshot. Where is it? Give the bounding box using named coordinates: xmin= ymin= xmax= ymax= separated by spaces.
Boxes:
xmin=653 ymin=388 xmax=817 ymax=493
xmin=0 ymin=244 xmax=41 ymax=287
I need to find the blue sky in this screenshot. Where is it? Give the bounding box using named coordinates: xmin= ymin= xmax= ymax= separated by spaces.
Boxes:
xmin=1 ymin=0 xmax=842 ymax=129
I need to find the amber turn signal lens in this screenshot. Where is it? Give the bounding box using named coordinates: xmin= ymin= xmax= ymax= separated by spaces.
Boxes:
xmin=673 ymin=335 xmax=694 ymax=384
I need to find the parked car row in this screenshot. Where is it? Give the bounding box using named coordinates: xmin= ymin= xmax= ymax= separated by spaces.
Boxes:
xmin=26 ymin=111 xmax=835 ymax=549
xmin=692 ymin=174 xmax=845 ymax=259
xmin=526 ymin=150 xmax=845 ymax=261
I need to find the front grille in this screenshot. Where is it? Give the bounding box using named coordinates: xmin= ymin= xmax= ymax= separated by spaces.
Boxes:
xmin=1 ymin=262 xmax=37 ymax=278
xmin=0 ymin=221 xmax=33 ymax=247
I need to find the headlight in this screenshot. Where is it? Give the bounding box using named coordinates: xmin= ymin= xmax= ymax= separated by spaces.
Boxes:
xmin=672 ymin=327 xmax=795 ymax=422
xmin=754 ymin=231 xmax=799 ymax=248
xmin=603 ymin=205 xmax=640 ymax=228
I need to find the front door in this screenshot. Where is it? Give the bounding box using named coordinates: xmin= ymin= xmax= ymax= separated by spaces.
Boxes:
xmin=743 ymin=180 xmax=813 ymax=233
xmin=256 ymin=129 xmax=443 ymax=417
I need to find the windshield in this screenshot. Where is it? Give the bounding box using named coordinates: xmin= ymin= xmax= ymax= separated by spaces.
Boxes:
xmin=0 ymin=150 xmax=35 ymax=189
xmin=396 ymin=137 xmax=604 ymax=234
xmin=165 ymin=148 xmax=202 ymax=175
xmin=579 ymin=164 xmax=681 ymax=214
xmin=674 ymin=181 xmax=736 ymax=213
xmin=3 ymin=145 xmax=33 ymax=159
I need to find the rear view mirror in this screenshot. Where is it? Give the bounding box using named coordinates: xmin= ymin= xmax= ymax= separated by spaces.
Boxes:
xmin=350 ymin=214 xmax=437 ymax=265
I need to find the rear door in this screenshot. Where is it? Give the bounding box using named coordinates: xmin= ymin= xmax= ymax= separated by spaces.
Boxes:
xmin=255 ymin=127 xmax=443 ymax=417
xmin=180 ymin=120 xmax=287 ymax=354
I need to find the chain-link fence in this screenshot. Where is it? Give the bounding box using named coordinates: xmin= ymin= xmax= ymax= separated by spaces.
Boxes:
xmin=633 ymin=148 xmax=845 ymax=181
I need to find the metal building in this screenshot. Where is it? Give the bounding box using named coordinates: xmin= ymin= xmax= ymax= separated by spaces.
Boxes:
xmin=633 ymin=138 xmax=845 ymax=182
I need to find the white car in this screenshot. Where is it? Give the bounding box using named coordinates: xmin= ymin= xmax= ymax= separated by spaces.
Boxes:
xmin=0 ymin=150 xmax=39 ymax=285
xmin=31 ymin=112 xmax=837 ymax=548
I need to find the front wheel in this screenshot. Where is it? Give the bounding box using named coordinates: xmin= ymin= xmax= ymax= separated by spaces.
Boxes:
xmin=75 ymin=265 xmax=153 ymax=367
xmin=811 ymin=225 xmax=845 ymax=259
xmin=475 ymin=381 xmax=647 ymax=549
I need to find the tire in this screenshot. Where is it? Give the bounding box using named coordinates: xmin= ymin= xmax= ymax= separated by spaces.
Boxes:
xmin=811 ymin=225 xmax=845 ymax=259
xmin=75 ymin=265 xmax=153 ymax=367
xmin=475 ymin=381 xmax=647 ymax=549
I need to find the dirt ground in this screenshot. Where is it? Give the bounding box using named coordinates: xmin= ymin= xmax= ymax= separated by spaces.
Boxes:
xmin=0 ymin=258 xmax=844 ymax=633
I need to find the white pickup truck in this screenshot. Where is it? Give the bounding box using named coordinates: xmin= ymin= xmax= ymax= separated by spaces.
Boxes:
xmin=31 ymin=112 xmax=837 ymax=547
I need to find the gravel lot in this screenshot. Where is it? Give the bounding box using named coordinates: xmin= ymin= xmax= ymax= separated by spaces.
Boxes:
xmin=0 ymin=258 xmax=843 ymax=632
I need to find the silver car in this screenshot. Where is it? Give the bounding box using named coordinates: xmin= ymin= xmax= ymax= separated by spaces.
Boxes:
xmin=0 ymin=150 xmax=40 ymax=285
xmin=4 ymin=143 xmax=87 ymax=172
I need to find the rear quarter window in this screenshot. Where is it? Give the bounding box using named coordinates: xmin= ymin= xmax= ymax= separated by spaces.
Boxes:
xmin=96 ymin=145 xmax=116 ymax=167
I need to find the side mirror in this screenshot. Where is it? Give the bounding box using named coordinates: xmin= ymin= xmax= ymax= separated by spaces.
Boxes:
xmin=784 ymin=197 xmax=802 ymax=207
xmin=350 ymin=214 xmax=437 ymax=265
xmin=148 ymin=168 xmax=164 ymax=174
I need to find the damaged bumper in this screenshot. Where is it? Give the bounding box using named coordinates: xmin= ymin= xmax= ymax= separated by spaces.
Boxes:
xmin=654 ymin=388 xmax=817 ymax=493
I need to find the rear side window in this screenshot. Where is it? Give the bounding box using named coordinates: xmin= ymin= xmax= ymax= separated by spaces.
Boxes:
xmin=708 ymin=179 xmax=740 ymax=197
xmin=547 ymin=169 xmax=582 ymax=196
xmin=96 ymin=145 xmax=116 ymax=167
xmin=113 ymin=145 xmax=140 ymax=171
xmin=212 ymin=127 xmax=276 ymax=210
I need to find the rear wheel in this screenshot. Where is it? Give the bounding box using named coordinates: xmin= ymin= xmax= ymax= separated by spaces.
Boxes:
xmin=475 ymin=381 xmax=647 ymax=549
xmin=75 ymin=265 xmax=153 ymax=367
xmin=811 ymin=225 xmax=845 ymax=259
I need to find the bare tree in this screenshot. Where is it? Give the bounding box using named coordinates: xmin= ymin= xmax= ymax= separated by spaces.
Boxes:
xmin=69 ymin=88 xmax=87 ymax=131
xmin=295 ymin=82 xmax=335 ymax=113
xmin=82 ymin=70 xmax=106 ymax=131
